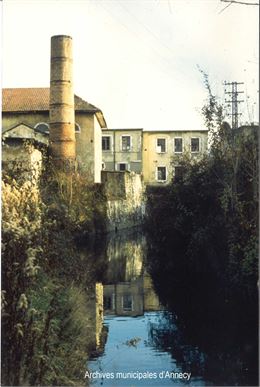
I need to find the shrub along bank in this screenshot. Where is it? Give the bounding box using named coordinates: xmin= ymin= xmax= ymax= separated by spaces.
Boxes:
xmin=2 ymin=166 xmax=107 ymax=386
xmin=145 ymin=124 xmax=258 ymax=384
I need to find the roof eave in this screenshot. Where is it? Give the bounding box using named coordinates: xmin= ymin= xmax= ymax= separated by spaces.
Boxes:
xmin=2 ymin=109 xmax=49 ymax=114
xmin=95 ymin=111 xmax=107 ymax=129
xmin=3 ymin=108 xmax=102 ymax=113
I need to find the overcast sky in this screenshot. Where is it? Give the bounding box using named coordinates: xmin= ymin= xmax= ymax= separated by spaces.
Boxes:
xmin=2 ymin=0 xmax=259 ymax=130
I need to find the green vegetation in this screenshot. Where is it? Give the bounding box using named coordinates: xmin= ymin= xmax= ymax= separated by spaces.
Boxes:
xmin=2 ymin=164 xmax=107 ymax=386
xmin=146 ymin=121 xmax=258 ymax=303
xmin=145 ymin=78 xmax=258 ymax=383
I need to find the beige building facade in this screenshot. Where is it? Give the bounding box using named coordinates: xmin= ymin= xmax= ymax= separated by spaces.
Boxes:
xmin=3 ymin=90 xmax=208 ymax=187
xmin=2 ymin=88 xmax=106 ymax=183
xmin=142 ymin=130 xmax=208 ymax=185
xmin=101 ymin=128 xmax=208 ymax=185
xmin=102 ymin=128 xmax=143 ymax=173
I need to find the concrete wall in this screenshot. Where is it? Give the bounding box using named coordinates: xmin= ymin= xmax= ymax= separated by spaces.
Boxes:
xmin=101 ymin=171 xmax=145 ymax=232
xmin=143 ymin=130 xmax=208 ymax=185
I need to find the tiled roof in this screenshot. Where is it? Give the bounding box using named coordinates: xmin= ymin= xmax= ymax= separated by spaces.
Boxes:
xmin=2 ymin=88 xmax=100 ymax=113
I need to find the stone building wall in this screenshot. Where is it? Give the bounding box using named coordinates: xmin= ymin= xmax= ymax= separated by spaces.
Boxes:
xmin=2 ymin=140 xmax=44 ymax=185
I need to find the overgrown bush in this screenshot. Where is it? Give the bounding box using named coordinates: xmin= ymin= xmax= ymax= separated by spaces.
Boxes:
xmin=145 ymin=125 xmax=258 ymax=384
xmin=145 ymin=76 xmax=258 ymax=383
xmin=2 ymin=162 xmax=107 ymax=386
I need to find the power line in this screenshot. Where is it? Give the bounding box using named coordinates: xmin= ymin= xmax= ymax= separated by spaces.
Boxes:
xmin=219 ymin=0 xmax=259 ymax=12
xmin=97 ymin=1 xmax=188 ymax=81
xmin=220 ymin=0 xmax=259 ymax=5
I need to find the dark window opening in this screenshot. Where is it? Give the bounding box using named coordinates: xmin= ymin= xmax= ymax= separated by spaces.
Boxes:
xmin=174 ymin=166 xmax=184 ymax=180
xmin=157 ymin=166 xmax=166 ymax=181
xmin=122 ymin=136 xmax=131 ymax=151
xmin=123 ymin=294 xmax=133 ymax=311
xmin=35 ymin=123 xmax=49 ymax=133
xmin=191 ymin=138 xmax=200 ymax=153
xmin=174 ymin=138 xmax=183 ymax=153
xmin=102 ymin=136 xmax=111 ymax=151
xmin=104 ymin=296 xmax=112 ymax=310
xmin=119 ymin=163 xmax=127 ymax=171
xmin=157 ymin=138 xmax=166 ymax=153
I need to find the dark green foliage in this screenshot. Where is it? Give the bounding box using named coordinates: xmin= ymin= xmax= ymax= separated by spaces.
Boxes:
xmin=145 ymin=81 xmax=258 ymax=384
xmin=146 ymin=124 xmax=258 ymax=308
xmin=2 ymin=165 xmax=107 ymax=386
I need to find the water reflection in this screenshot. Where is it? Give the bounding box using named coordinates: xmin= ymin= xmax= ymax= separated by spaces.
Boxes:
xmin=104 ymin=231 xmax=160 ymax=317
xmin=88 ymin=313 xmax=209 ymax=386
xmin=84 ymin=230 xmax=258 ymax=386
xmin=103 ymin=273 xmax=161 ymax=317
xmin=105 ymin=231 xmax=145 ymax=283
xmin=88 ymin=231 xmax=210 ymax=386
xmin=147 ymin=312 xmax=207 ymax=378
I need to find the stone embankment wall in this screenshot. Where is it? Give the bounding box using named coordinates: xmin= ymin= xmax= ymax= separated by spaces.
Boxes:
xmin=101 ymin=171 xmax=145 ymax=232
xmin=85 ymin=283 xmax=104 ymax=351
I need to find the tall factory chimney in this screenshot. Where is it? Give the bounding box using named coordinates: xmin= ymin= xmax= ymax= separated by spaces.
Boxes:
xmin=49 ymin=35 xmax=76 ymax=163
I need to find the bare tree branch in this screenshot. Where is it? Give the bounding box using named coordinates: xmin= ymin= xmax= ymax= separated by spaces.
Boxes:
xmin=220 ymin=0 xmax=259 ymax=5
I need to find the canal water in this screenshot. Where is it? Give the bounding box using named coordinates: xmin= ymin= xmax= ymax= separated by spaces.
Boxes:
xmin=87 ymin=230 xmax=212 ymax=386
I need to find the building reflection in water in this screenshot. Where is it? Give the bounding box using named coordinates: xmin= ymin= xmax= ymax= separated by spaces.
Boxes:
xmin=103 ymin=231 xmax=161 ymax=317
xmin=84 ymin=231 xmax=161 ymax=355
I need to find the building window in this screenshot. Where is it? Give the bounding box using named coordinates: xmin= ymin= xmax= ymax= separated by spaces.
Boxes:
xmin=75 ymin=123 xmax=81 ymax=133
xmin=102 ymin=136 xmax=111 ymax=151
xmin=174 ymin=138 xmax=183 ymax=153
xmin=122 ymin=136 xmax=131 ymax=151
xmin=122 ymin=294 xmax=133 ymax=311
xmin=156 ymin=138 xmax=166 ymax=153
xmin=118 ymin=162 xmax=128 ymax=171
xmin=34 ymin=122 xmax=49 ymax=133
xmin=174 ymin=166 xmax=184 ymax=180
xmin=157 ymin=166 xmax=167 ymax=182
xmin=104 ymin=295 xmax=115 ymax=310
xmin=191 ymin=138 xmax=200 ymax=153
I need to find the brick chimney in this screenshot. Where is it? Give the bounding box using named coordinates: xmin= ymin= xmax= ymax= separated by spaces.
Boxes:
xmin=49 ymin=35 xmax=76 ymax=163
